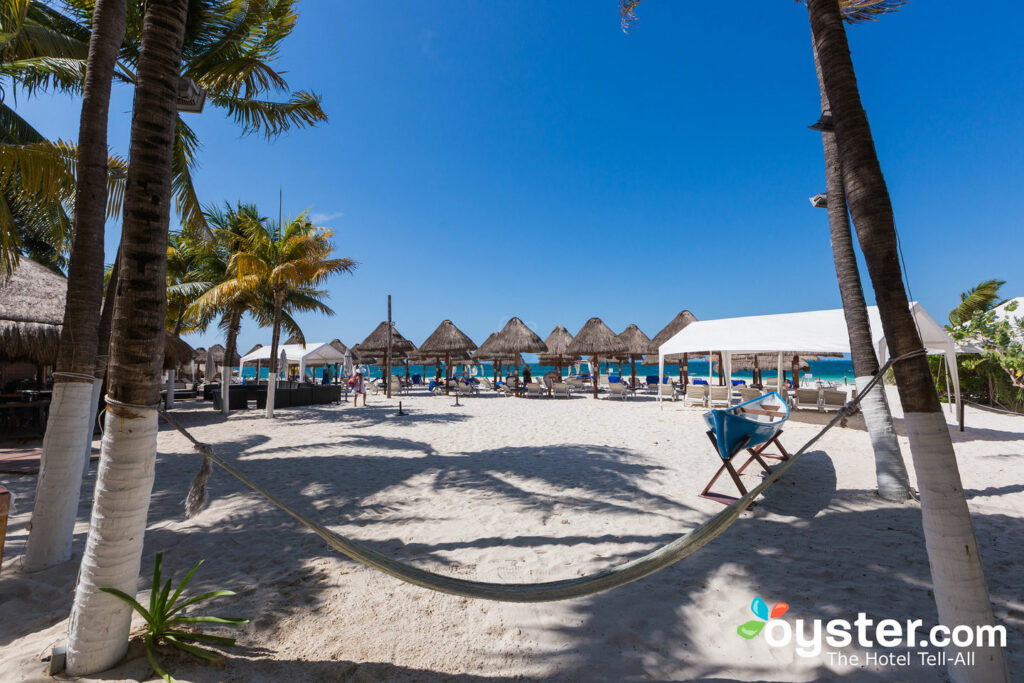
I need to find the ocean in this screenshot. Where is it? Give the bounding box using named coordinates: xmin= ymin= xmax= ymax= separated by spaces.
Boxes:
xmin=238 ymin=358 xmax=858 ymax=386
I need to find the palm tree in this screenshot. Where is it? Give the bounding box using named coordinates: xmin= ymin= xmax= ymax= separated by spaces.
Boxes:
xmin=230 ymin=212 xmax=356 ymax=417
xmin=949 ymin=279 xmax=1006 ymax=326
xmin=807 ymin=0 xmax=1007 ymax=678
xmin=25 ymin=0 xmax=324 ymax=570
xmin=64 ymin=0 xmax=189 ymax=674
xmin=22 ymin=0 xmax=128 ymax=572
xmin=0 ymin=0 xmax=127 ymax=276
xmin=809 ymin=6 xmax=910 ymax=502
xmin=184 ymin=202 xmax=266 ymax=413
xmin=54 ymin=0 xmax=328 ymax=233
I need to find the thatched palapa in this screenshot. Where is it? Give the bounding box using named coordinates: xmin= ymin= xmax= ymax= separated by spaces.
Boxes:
xmin=357 ymin=322 xmax=416 ymax=354
xmin=488 ymin=317 xmax=547 ymax=355
xmin=163 ymin=333 xmax=196 ymax=370
xmin=567 ymin=318 xmax=626 ymax=397
xmin=538 ymin=325 xmax=578 ymax=367
xmin=0 ymin=258 xmax=66 ymax=365
xmin=419 ymin=320 xmax=477 ymax=354
xmin=615 ymin=323 xmax=652 ymax=382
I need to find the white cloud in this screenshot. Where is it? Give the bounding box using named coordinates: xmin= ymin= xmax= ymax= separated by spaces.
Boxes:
xmin=309 ymin=210 xmax=344 ymax=224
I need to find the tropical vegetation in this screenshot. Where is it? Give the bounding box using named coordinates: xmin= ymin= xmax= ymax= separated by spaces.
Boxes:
xmin=100 ymin=552 xmax=248 ymax=683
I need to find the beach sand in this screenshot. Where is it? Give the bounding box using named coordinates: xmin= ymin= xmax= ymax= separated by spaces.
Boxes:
xmin=1 ymin=387 xmax=1021 ymax=681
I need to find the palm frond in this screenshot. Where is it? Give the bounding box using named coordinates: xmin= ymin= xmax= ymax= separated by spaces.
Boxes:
xmin=950 ymin=279 xmax=1006 ymax=326
xmin=172 ymin=117 xmax=209 ymax=235
xmin=208 ymin=90 xmax=325 ymax=138
xmin=0 ymin=56 xmax=85 ymax=96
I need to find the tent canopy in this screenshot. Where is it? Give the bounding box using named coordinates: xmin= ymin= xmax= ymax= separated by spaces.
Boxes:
xmin=657 ymin=303 xmax=960 ymax=406
xmin=240 ymin=342 xmax=347 ymax=376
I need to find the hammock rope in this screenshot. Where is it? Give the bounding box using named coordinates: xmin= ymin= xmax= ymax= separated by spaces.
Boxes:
xmin=160 ymin=349 xmax=923 ymax=603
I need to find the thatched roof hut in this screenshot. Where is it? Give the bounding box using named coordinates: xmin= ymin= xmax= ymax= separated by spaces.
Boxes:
xmin=731 ymin=354 xmax=811 ymax=372
xmin=0 ymin=258 xmax=66 ymax=364
xmin=647 ymin=310 xmax=699 ymax=362
xmin=474 ymin=333 xmax=523 ymax=365
xmin=163 ymin=333 xmax=196 ymax=370
xmin=329 ymin=339 xmax=349 ymax=356
xmin=567 ymin=318 xmax=626 ymax=356
xmin=244 ymin=343 xmax=263 ymax=356
xmin=284 ymin=332 xmax=308 ymax=347
xmin=419 ymin=320 xmax=477 ymax=354
xmin=615 ymin=324 xmax=651 ymax=359
xmin=487 ymin=317 xmax=547 ymax=355
xmin=205 ymin=343 xmax=241 ymax=365
xmin=357 ymin=321 xmax=416 ymax=354
xmin=537 ymin=325 xmax=578 ymax=367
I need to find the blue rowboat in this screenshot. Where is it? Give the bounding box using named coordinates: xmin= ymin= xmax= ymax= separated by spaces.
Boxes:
xmin=703 ymin=391 xmax=789 ymax=461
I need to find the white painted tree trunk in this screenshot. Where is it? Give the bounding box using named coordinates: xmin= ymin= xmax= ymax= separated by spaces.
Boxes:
xmin=221 ymin=364 xmax=230 ymax=415
xmin=266 ymin=374 xmax=276 ymax=418
xmin=24 ymin=380 xmax=97 ymax=571
xmin=65 ymin=406 xmax=158 ymax=675
xmin=904 ymin=411 xmax=1008 ymax=682
xmin=82 ymin=378 xmax=104 ymax=467
xmin=165 ymin=369 xmax=175 ymax=409
xmin=855 ymin=376 xmax=911 ymax=502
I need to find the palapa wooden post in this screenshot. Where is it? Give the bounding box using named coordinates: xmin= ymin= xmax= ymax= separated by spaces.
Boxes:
xmin=792 ymin=355 xmax=800 ymax=389
xmin=592 ymin=355 xmax=599 ymax=398
xmin=445 ymin=351 xmax=451 ymax=395
xmin=682 ymin=353 xmax=689 ymax=385
xmin=386 ymin=295 xmax=393 ymax=399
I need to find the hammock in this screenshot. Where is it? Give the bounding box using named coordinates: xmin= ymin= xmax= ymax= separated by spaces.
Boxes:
xmin=161 ymin=351 xmax=919 ymax=603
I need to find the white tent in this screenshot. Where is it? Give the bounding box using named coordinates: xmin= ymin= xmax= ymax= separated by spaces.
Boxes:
xmin=239 ymin=342 xmax=347 ymax=380
xmin=657 ymin=303 xmax=960 ymax=409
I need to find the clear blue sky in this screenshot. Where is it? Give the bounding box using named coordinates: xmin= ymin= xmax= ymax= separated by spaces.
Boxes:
xmin=16 ymin=1 xmax=1024 ymax=352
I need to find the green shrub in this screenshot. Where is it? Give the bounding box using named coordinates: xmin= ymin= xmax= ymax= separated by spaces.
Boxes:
xmin=101 ymin=552 xmax=248 ymax=682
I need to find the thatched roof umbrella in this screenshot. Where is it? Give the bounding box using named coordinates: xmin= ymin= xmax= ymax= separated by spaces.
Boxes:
xmin=204 ymin=343 xmax=240 ymax=381
xmin=567 ymin=317 xmax=627 ymax=398
xmin=0 ymin=258 xmax=66 ymax=368
xmin=616 ymin=323 xmax=651 ymax=386
xmin=358 ymin=321 xmax=416 ymax=388
xmin=538 ymin=325 xmax=577 ymax=376
xmin=163 ymin=333 xmax=195 ymax=370
xmin=486 ymin=317 xmax=547 ymax=388
xmin=647 ymin=310 xmax=699 ymax=383
xmin=419 ymin=320 xmax=477 ymax=394
xmin=474 ymin=333 xmax=524 ymax=384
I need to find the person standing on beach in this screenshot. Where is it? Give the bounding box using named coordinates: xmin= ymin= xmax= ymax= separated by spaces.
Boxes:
xmin=523 ymin=365 xmax=532 ymax=386
xmin=352 ymin=368 xmax=366 ymax=407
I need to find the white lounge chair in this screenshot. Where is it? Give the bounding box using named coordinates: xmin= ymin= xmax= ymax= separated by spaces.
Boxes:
xmin=682 ymin=384 xmax=706 ymax=407
xmin=793 ymin=388 xmax=820 ymax=411
xmin=607 ymin=382 xmax=635 ymax=400
xmin=709 ymin=385 xmax=731 ymax=407
xmin=821 ymin=389 xmax=847 ymax=412
xmin=660 ymin=383 xmax=681 ymax=401
xmin=738 ymin=387 xmax=762 ymax=403
xmin=525 ymin=382 xmax=546 ymax=398
xmin=551 ymin=382 xmax=571 ymax=398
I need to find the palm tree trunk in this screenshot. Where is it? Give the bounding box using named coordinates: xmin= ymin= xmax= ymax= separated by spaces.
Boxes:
xmin=221 ymin=305 xmax=243 ymax=415
xmin=25 ymin=0 xmax=127 ymax=572
xmin=65 ymin=0 xmax=188 ymax=674
xmin=266 ymin=291 xmax=284 ymax=418
xmin=812 ymin=42 xmax=910 ymax=502
xmin=808 ymin=1 xmax=1007 ymax=679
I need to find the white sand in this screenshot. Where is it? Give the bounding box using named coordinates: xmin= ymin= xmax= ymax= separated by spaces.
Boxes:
xmin=1 ymin=387 xmax=1022 ymax=681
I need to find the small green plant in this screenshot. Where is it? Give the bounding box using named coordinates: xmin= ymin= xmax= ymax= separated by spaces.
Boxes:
xmin=100 ymin=552 xmax=249 ymax=683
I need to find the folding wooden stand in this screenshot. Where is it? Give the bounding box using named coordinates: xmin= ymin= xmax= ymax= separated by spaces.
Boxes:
xmin=700 ymin=430 xmax=790 ymax=506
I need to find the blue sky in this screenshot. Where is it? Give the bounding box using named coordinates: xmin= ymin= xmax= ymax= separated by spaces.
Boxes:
xmin=15 ymin=1 xmax=1024 ymax=352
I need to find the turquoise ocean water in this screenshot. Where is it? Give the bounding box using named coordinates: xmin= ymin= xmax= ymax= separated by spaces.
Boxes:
xmin=238 ymin=358 xmax=857 ymax=386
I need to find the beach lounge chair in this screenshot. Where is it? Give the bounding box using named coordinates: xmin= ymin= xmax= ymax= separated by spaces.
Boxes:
xmin=551 ymin=382 xmax=571 ymax=398
xmin=738 ymin=387 xmax=762 ymax=403
xmin=645 ymin=376 xmax=659 ymax=393
xmin=479 ymin=377 xmax=495 ymax=391
xmin=598 ymin=374 xmax=610 ymax=389
xmin=389 ymin=378 xmax=407 ymax=396
xmin=683 ymin=384 xmax=706 ymax=407
xmin=497 ymin=381 xmax=516 ymax=397
xmin=453 ymin=381 xmax=476 ymax=398
xmin=525 ymin=382 xmax=546 ymax=398
xmin=709 ymin=385 xmax=731 ymax=407
xmin=607 ymin=382 xmax=635 ymax=400
xmin=660 ymin=383 xmax=681 ymax=401
xmin=821 ymin=389 xmax=847 ymax=412
xmin=794 ymin=388 xmax=821 ymax=411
